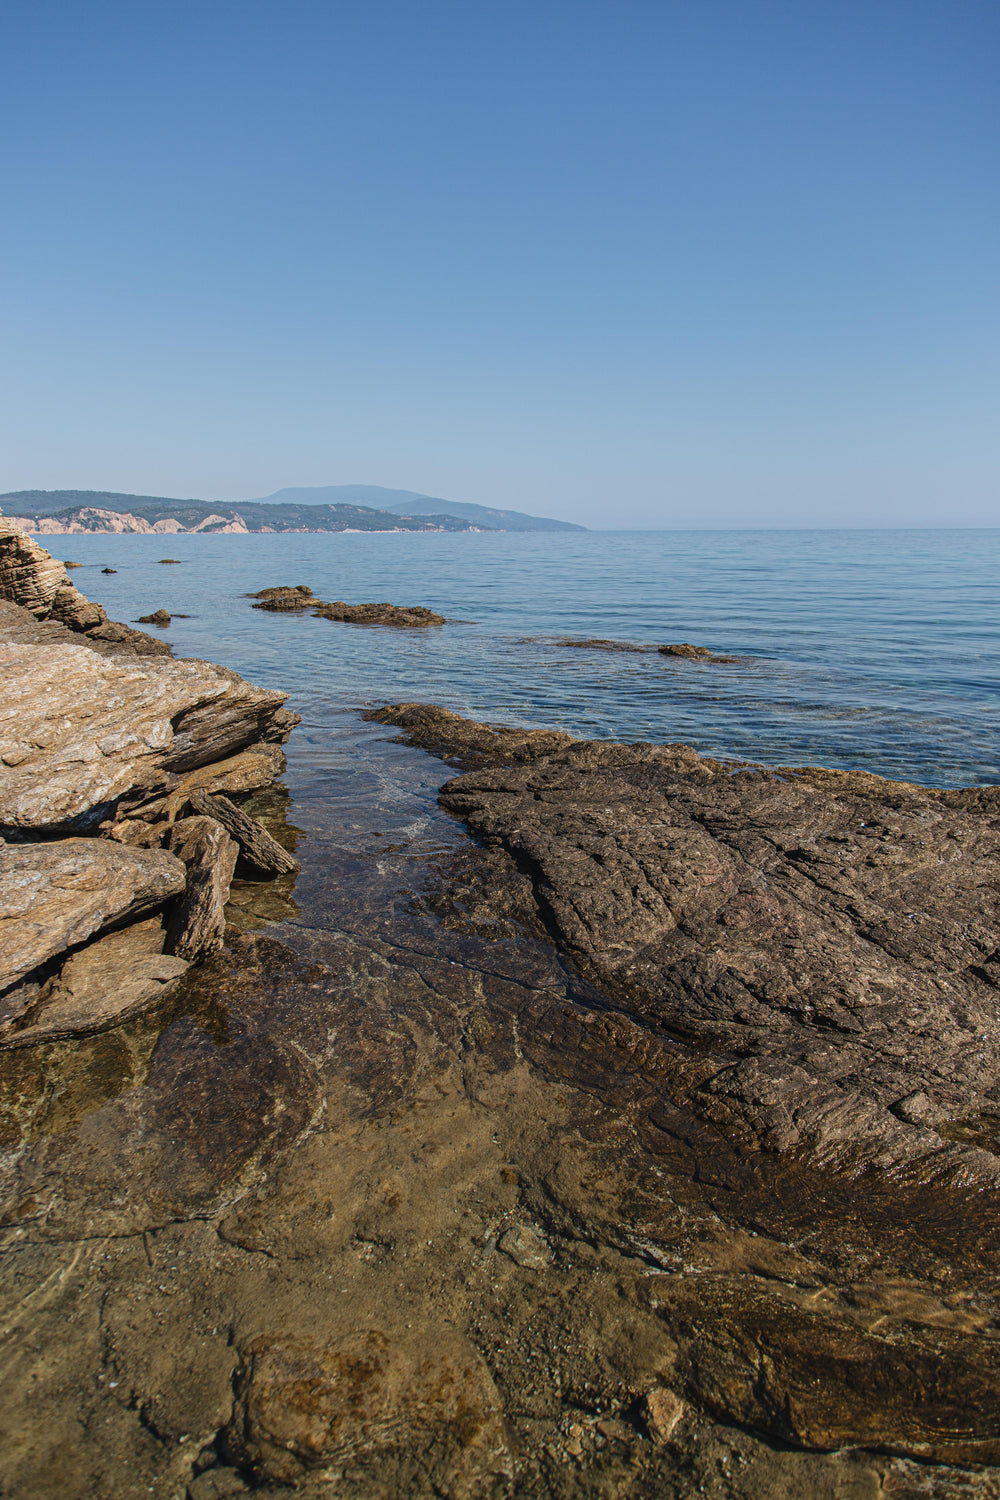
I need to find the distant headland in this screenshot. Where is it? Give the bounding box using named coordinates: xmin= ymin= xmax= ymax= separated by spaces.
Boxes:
xmin=0 ymin=484 xmax=586 ymax=535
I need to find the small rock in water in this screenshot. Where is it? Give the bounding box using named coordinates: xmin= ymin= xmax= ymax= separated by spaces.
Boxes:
xmin=158 ymin=557 xmax=182 ymax=564
xmin=63 ymin=560 xmax=82 ymax=568
xmin=498 ymin=1224 xmax=551 ymax=1271
xmin=100 ymin=567 xmax=117 ymax=574
xmin=643 ymin=1387 xmax=685 ymax=1443
xmin=137 ymin=609 xmax=171 ymax=626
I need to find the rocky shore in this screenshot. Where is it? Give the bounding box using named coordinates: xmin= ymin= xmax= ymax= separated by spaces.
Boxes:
xmin=368 ymin=702 xmax=1000 ymax=1185
xmin=0 ymin=517 xmax=300 ymax=1046
xmin=5 ymin=534 xmax=1000 ymax=1499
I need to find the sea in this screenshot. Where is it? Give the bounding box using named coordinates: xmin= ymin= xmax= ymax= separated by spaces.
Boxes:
xmin=56 ymin=527 xmax=999 ymax=789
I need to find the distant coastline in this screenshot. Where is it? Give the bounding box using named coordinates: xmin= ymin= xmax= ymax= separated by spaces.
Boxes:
xmin=0 ymin=486 xmax=586 ymax=535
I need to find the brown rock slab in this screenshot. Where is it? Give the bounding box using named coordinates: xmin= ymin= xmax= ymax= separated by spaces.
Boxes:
xmin=659 ymin=641 xmax=740 ymax=662
xmin=498 ymin=1223 xmax=552 ymax=1270
xmin=136 ymin=609 xmax=171 ymax=626
xmin=374 ymin=703 xmax=1000 ymax=1182
xmin=0 ymin=643 xmax=298 ymax=834
xmin=0 ymin=838 xmax=187 ymax=991
xmin=189 ymin=790 xmax=298 ymax=874
xmin=314 ymin=600 xmax=445 ymax=627
xmin=165 ymin=816 xmax=238 ymax=962
xmin=0 ymin=918 xmax=189 ymax=1046
xmin=233 ymin=1330 xmax=506 ymax=1482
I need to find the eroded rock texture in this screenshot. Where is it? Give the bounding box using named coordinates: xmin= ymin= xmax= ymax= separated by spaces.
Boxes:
xmin=0 ymin=642 xmax=298 ymax=834
xmin=373 ymin=704 xmax=1000 ymax=1182
xmin=0 ymin=515 xmax=170 ymax=656
xmin=0 ymin=840 xmax=186 ymax=993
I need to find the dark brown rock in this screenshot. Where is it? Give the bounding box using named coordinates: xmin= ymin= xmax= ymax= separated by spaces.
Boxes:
xmin=136 ymin=609 xmax=171 ymax=626
xmin=314 ymin=600 xmax=445 ymax=627
xmin=189 ymin=790 xmax=299 ymax=874
xmin=659 ymin=641 xmax=739 ymax=662
xmin=374 ymin=703 xmax=1000 ymax=1182
xmin=248 ymin=585 xmax=314 ymax=612
xmin=165 ymin=815 xmax=239 ymax=962
xmin=364 ymin=702 xmax=574 ymax=769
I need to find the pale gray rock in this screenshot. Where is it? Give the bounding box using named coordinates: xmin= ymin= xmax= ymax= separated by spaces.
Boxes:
xmin=0 ymin=642 xmax=298 ymax=834
xmin=0 ymin=918 xmax=189 ymax=1046
xmin=0 ymin=839 xmax=186 ymax=991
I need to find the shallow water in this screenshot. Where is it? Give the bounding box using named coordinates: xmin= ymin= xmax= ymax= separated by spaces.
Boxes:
xmin=58 ymin=527 xmax=1000 ymax=786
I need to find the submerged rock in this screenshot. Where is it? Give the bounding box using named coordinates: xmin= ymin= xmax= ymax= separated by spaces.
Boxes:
xmin=0 ymin=839 xmax=186 ymax=994
xmin=373 ymin=703 xmax=1000 ymax=1182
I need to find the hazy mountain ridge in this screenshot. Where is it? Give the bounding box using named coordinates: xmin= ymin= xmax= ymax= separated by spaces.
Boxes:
xmin=250 ymin=485 xmax=586 ymax=531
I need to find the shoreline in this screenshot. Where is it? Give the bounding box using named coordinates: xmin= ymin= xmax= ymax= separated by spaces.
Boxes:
xmin=4 ymin=518 xmax=1000 ymax=1496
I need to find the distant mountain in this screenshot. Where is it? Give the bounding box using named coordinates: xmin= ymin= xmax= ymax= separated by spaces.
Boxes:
xmin=0 ymin=492 xmax=485 ymax=535
xmin=250 ymin=485 xmax=586 ymax=532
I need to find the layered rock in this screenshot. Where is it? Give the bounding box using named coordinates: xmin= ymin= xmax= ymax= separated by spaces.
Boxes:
xmin=0 ymin=642 xmax=297 ymax=835
xmin=372 ymin=703 xmax=1000 ymax=1182
xmin=0 ymin=523 xmax=302 ymax=1041
xmin=0 ymin=839 xmax=187 ymax=995
xmin=0 ymin=514 xmax=169 ymax=656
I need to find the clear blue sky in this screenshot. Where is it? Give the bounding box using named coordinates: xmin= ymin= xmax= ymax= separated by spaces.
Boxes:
xmin=1 ymin=0 xmax=996 ymax=526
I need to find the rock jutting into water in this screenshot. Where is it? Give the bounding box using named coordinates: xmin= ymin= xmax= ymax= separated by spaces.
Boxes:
xmin=369 ymin=702 xmax=1000 ymax=1185
xmin=659 ymin=642 xmax=740 ymax=662
xmin=136 ymin=608 xmax=171 ymax=626
xmin=248 ymin=584 xmax=446 ymax=627
xmin=0 ymin=515 xmax=301 ymax=1044
xmin=0 ymin=514 xmax=170 ymax=658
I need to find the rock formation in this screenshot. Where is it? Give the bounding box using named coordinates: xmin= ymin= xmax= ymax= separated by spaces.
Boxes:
xmin=370 ymin=703 xmax=1000 ymax=1184
xmin=249 ymin=585 xmax=445 ymax=627
xmin=0 ymin=514 xmax=170 ymax=656
xmin=0 ymin=517 xmax=301 ymax=1042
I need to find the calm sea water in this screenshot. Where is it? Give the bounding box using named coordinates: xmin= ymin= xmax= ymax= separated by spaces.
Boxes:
xmin=53 ymin=528 xmax=1000 ymax=788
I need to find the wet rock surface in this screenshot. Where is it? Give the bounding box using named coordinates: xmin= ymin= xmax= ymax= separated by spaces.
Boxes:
xmin=1 ymin=712 xmax=999 ymax=1497
xmin=372 ymin=704 xmax=1000 ymax=1184
xmin=249 ymin=585 xmax=446 ymax=627
xmin=658 ymin=642 xmax=739 ymax=663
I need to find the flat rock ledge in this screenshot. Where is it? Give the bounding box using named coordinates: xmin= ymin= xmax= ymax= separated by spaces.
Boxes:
xmin=370 ymin=702 xmax=1000 ymax=1185
xmin=249 ymin=585 xmax=445 ymax=627
xmin=0 ymin=524 xmax=302 ymax=1043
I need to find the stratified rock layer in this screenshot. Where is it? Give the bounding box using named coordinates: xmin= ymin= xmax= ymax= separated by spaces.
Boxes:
xmin=0 ymin=839 xmax=187 ymax=992
xmin=0 ymin=642 xmax=298 ymax=834
xmin=373 ymin=704 xmax=1000 ymax=1182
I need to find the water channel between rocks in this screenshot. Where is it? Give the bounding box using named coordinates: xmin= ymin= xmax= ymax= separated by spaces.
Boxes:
xmin=2 ymin=708 xmax=1000 ymax=1500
